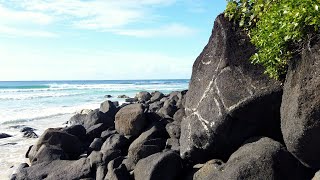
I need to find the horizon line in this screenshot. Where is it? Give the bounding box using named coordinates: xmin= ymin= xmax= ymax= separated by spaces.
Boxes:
xmin=0 ymin=78 xmax=190 ymax=82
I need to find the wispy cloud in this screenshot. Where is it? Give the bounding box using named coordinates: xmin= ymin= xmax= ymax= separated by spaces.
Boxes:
xmin=113 ymin=23 xmax=195 ymax=38
xmin=0 ymin=25 xmax=57 ymax=38
xmin=0 ymin=0 xmax=196 ymax=38
xmin=0 ymin=4 xmax=56 ymax=37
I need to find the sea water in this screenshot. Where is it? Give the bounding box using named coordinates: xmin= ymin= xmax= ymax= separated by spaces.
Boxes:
xmin=0 ymin=79 xmax=189 ymax=179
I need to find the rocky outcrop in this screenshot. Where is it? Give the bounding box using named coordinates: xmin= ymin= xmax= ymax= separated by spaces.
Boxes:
xmin=180 ymin=14 xmax=282 ymax=163
xmin=281 ymin=41 xmax=320 ymax=169
xmin=12 ymin=12 xmax=320 ymax=180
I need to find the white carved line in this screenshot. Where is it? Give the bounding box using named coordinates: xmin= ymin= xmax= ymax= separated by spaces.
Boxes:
xmin=202 ymin=60 xmax=212 ymax=65
xmin=235 ymin=67 xmax=254 ymax=95
xmin=193 ymin=111 xmax=211 ymax=148
xmin=213 ymin=97 xmax=222 ymax=117
xmin=186 ymin=120 xmax=192 ymax=152
xmin=195 ymin=57 xmax=224 ymax=109
xmin=227 ymin=97 xmax=250 ymax=112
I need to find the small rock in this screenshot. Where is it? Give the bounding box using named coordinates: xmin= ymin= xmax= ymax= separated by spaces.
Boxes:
xmin=88 ymin=138 xmax=103 ymax=153
xmin=0 ymin=133 xmax=12 ymax=139
xmin=165 ymin=138 xmax=180 ymax=152
xmin=166 ymin=121 xmax=181 ymax=139
xmin=135 ymin=91 xmax=152 ymax=102
xmin=79 ymin=109 xmax=93 ymax=115
xmin=150 ymin=91 xmax=164 ymax=103
xmin=23 ymin=131 xmax=38 ymax=138
xmin=118 ymin=95 xmax=130 ymax=99
xmin=101 ymin=129 xmax=117 ymax=141
xmin=125 ymin=98 xmax=138 ymax=103
xmin=104 ymin=95 xmax=112 ymax=98
xmin=105 ymin=157 xmax=130 ymax=180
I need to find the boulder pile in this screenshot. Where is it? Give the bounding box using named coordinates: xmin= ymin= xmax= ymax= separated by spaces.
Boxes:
xmin=11 ymin=14 xmax=320 ymax=180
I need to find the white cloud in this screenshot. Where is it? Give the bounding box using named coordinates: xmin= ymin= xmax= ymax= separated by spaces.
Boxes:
xmin=0 ymin=4 xmax=53 ymax=25
xmin=113 ymin=23 xmax=195 ymax=38
xmin=0 ymin=25 xmax=57 ymax=38
xmin=0 ymin=0 xmax=195 ymax=38
xmin=0 ymin=4 xmax=56 ymax=37
xmin=0 ymin=44 xmax=193 ymax=80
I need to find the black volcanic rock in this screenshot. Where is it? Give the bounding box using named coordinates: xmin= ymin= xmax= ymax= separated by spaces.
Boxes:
xmin=194 ymin=137 xmax=311 ymax=180
xmin=180 ymin=14 xmax=283 ymax=163
xmin=0 ymin=133 xmax=12 ymax=139
xmin=30 ymin=128 xmax=82 ymax=162
xmin=134 ymin=151 xmax=182 ymax=180
xmin=115 ymin=104 xmax=147 ymax=136
xmin=281 ymin=41 xmax=320 ymax=169
xmin=150 ymin=91 xmax=164 ymax=103
xmin=136 ymin=91 xmax=152 ymax=102
xmin=13 ymin=158 xmax=92 ymax=180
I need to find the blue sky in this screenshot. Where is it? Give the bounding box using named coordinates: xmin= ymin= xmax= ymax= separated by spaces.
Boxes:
xmin=0 ymin=0 xmax=227 ymax=80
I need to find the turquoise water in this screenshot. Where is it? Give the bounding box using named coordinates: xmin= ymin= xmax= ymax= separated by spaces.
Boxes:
xmin=0 ymin=79 xmax=189 ymax=178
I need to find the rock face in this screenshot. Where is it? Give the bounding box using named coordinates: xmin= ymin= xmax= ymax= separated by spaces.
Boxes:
xmin=180 ymin=14 xmax=283 ymax=163
xmin=115 ymin=104 xmax=147 ymax=136
xmin=194 ymin=137 xmax=310 ymax=180
xmin=281 ymin=41 xmax=320 ymax=168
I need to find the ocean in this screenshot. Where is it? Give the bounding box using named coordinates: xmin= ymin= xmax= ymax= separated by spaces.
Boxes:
xmin=0 ymin=79 xmax=189 ymax=179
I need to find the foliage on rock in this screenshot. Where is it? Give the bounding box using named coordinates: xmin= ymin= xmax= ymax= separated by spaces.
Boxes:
xmin=225 ymin=0 xmax=320 ymax=79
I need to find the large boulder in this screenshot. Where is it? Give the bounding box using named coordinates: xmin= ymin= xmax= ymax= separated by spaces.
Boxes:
xmin=115 ymin=104 xmax=147 ymax=136
xmin=29 ymin=128 xmax=82 ymax=162
xmin=180 ymin=14 xmax=283 ymax=163
xmin=194 ymin=137 xmax=310 ymax=180
xmin=134 ymin=151 xmax=182 ymax=180
xmin=83 ymin=109 xmax=114 ymax=130
xmin=127 ymin=120 xmax=169 ymax=167
xmin=100 ymin=100 xmax=117 ymax=115
xmin=12 ymin=158 xmax=92 ymax=180
xmin=281 ymin=41 xmax=320 ymax=168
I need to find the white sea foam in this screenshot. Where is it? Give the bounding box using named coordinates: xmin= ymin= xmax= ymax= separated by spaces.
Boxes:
xmin=0 ymin=103 xmax=101 ymax=124
xmin=0 ymin=92 xmax=84 ymax=100
xmin=0 ymin=83 xmax=186 ymax=93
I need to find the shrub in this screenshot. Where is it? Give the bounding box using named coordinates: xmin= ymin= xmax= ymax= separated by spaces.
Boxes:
xmin=225 ymin=0 xmax=320 ymax=79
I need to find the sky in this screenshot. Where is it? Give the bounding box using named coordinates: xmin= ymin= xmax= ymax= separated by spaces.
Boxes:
xmin=0 ymin=0 xmax=227 ymax=81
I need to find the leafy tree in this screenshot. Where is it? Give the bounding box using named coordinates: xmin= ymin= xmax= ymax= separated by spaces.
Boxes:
xmin=225 ymin=0 xmax=320 ymax=79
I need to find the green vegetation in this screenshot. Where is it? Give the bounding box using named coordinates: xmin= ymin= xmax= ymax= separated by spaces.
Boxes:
xmin=225 ymin=0 xmax=320 ymax=79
